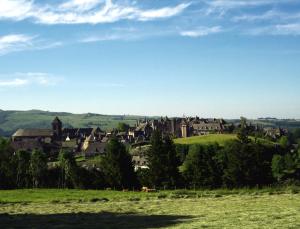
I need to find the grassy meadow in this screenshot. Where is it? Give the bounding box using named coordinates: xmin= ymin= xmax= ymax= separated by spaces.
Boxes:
xmin=174 ymin=134 xmax=274 ymax=146
xmin=174 ymin=134 xmax=238 ymax=146
xmin=1 ymin=188 xmax=300 ymax=228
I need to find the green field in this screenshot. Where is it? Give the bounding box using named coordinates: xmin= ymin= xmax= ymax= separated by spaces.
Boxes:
xmin=174 ymin=134 xmax=274 ymax=146
xmin=174 ymin=134 xmax=238 ymax=146
xmin=0 ymin=188 xmax=300 ymax=228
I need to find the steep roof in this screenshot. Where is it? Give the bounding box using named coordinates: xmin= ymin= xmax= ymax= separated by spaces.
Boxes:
xmin=12 ymin=129 xmax=53 ymax=137
xmin=84 ymin=142 xmax=106 ymax=154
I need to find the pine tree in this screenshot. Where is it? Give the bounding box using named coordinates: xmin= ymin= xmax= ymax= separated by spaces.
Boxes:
xmin=163 ymin=135 xmax=180 ymax=187
xmin=101 ymin=137 xmax=137 ymax=189
xmin=147 ymin=131 xmax=180 ymax=188
xmin=58 ymin=150 xmax=78 ymax=188
xmin=147 ymin=130 xmax=165 ymax=187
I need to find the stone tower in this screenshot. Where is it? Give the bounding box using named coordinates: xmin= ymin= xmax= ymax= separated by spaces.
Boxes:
xmin=52 ymin=116 xmax=62 ymax=141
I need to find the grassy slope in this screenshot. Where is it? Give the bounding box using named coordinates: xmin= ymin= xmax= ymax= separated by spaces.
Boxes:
xmin=0 ymin=188 xmax=300 ymax=228
xmin=174 ymin=134 xmax=237 ymax=146
xmin=174 ymin=134 xmax=274 ymax=146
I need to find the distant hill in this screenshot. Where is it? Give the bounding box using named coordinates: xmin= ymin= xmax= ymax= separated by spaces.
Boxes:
xmin=0 ymin=110 xmax=144 ymax=137
xmin=1 ymin=110 xmax=300 ymax=137
xmin=229 ymin=119 xmax=300 ymax=130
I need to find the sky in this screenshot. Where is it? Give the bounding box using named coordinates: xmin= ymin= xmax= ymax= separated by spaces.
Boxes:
xmin=0 ymin=0 xmax=300 ymax=119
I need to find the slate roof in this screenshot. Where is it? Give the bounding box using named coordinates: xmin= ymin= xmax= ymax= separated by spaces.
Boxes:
xmin=84 ymin=142 xmax=106 ymax=154
xmin=192 ymin=123 xmax=223 ymax=130
xmin=12 ymin=129 xmax=53 ymax=137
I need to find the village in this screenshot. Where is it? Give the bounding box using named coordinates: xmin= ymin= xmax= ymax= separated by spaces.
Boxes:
xmin=10 ymin=116 xmax=288 ymax=171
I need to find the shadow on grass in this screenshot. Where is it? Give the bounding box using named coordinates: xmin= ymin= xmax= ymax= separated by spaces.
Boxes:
xmin=0 ymin=212 xmax=194 ymax=229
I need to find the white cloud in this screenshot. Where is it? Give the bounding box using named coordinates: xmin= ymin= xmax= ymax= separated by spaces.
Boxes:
xmin=0 ymin=78 xmax=28 ymax=87
xmin=233 ymin=10 xmax=300 ymax=22
xmin=0 ymin=72 xmax=63 ymax=87
xmin=0 ymin=0 xmax=190 ymax=24
xmin=138 ymin=3 xmax=191 ymax=21
xmin=59 ymin=0 xmax=103 ymax=12
xmin=274 ymin=23 xmax=300 ymax=35
xmin=0 ymin=34 xmax=62 ymax=56
xmin=0 ymin=34 xmax=34 ymax=55
xmin=203 ymin=0 xmax=297 ymax=16
xmin=246 ymin=23 xmax=300 ymax=36
xmin=80 ymin=34 xmax=122 ymax=43
xmin=180 ymin=26 xmax=222 ymax=37
xmin=0 ymin=0 xmax=34 ymax=20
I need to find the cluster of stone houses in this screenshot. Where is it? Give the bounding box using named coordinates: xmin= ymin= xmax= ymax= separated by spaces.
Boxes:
xmin=127 ymin=116 xmax=228 ymax=142
xmin=11 ymin=117 xmax=107 ymax=157
xmin=10 ymin=116 xmax=288 ymax=160
xmin=10 ymin=116 xmax=229 ymax=156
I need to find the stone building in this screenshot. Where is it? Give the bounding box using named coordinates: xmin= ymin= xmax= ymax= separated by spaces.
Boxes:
xmin=11 ymin=117 xmax=105 ymax=156
xmin=132 ymin=117 xmax=227 ymax=140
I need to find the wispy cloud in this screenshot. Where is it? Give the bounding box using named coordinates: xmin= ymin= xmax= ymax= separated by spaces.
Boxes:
xmin=59 ymin=0 xmax=103 ymax=12
xmin=80 ymin=34 xmax=122 ymax=43
xmin=0 ymin=78 xmax=28 ymax=87
xmin=0 ymin=0 xmax=190 ymax=25
xmin=138 ymin=3 xmax=191 ymax=21
xmin=275 ymin=23 xmax=300 ymax=35
xmin=0 ymin=33 xmax=62 ymax=56
xmin=0 ymin=34 xmax=35 ymax=55
xmin=233 ymin=10 xmax=300 ymax=22
xmin=203 ymin=0 xmax=275 ymax=16
xmin=180 ymin=26 xmax=222 ymax=37
xmin=0 ymin=72 xmax=64 ymax=87
xmin=247 ymin=23 xmax=300 ymax=36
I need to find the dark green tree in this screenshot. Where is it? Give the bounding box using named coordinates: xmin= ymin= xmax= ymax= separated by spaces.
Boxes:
xmin=16 ymin=150 xmax=31 ymax=188
xmin=147 ymin=130 xmax=166 ymax=187
xmin=58 ymin=150 xmax=78 ymax=188
xmin=0 ymin=138 xmax=16 ymax=189
xmin=272 ymin=150 xmax=300 ymax=182
xmin=279 ymin=136 xmax=290 ymax=149
xmin=101 ymin=137 xmax=137 ymax=189
xmin=117 ymin=122 xmax=130 ymax=132
xmin=183 ymin=144 xmax=221 ymax=188
xmin=30 ymin=150 xmax=47 ymax=188
xmin=147 ymin=131 xmax=180 ymax=188
xmin=163 ymin=135 xmax=180 ymax=187
xmin=237 ymin=117 xmax=251 ymax=144
xmin=220 ymin=141 xmax=274 ymax=187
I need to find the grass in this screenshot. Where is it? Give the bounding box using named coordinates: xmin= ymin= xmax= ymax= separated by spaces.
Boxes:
xmin=174 ymin=134 xmax=274 ymax=146
xmin=174 ymin=134 xmax=237 ymax=146
xmin=0 ymin=187 xmax=300 ymax=228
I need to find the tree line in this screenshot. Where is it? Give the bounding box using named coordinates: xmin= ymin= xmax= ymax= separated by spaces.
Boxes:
xmin=0 ymin=120 xmax=300 ymax=190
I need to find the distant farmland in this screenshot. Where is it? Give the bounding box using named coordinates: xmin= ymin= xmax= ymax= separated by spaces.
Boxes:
xmin=0 ymin=110 xmax=145 ymax=136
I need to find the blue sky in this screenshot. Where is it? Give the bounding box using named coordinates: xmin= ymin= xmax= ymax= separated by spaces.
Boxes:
xmin=0 ymin=0 xmax=300 ymax=118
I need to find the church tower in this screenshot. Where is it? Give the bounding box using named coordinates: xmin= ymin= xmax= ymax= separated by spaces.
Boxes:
xmin=52 ymin=117 xmax=62 ymax=141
